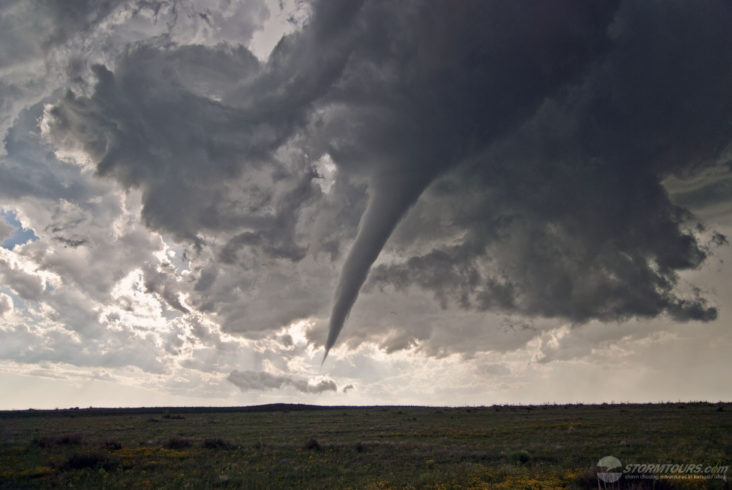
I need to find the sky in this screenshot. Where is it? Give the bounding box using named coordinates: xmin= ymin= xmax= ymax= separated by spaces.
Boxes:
xmin=0 ymin=0 xmax=731 ymax=409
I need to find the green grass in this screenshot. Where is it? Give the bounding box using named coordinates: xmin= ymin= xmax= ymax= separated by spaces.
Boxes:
xmin=0 ymin=402 xmax=729 ymax=488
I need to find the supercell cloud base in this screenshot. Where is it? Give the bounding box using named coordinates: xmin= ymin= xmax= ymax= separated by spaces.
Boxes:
xmin=0 ymin=0 xmax=731 ymax=409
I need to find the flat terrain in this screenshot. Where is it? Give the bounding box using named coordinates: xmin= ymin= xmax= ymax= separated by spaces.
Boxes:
xmin=0 ymin=402 xmax=729 ymax=489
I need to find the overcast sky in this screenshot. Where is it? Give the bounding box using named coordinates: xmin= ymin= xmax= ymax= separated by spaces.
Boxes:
xmin=0 ymin=0 xmax=731 ymax=409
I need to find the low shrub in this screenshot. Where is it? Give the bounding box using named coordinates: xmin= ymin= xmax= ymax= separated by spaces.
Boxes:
xmin=164 ymin=437 xmax=191 ymax=449
xmin=303 ymin=438 xmax=321 ymax=451
xmin=34 ymin=433 xmax=82 ymax=448
xmin=511 ymin=450 xmax=530 ymax=464
xmin=103 ymin=440 xmax=122 ymax=450
xmin=63 ymin=452 xmax=117 ymax=471
xmin=203 ymin=438 xmax=234 ymax=450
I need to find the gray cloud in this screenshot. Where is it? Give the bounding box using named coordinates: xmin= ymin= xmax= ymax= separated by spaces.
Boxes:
xmin=313 ymin=287 xmax=547 ymax=359
xmin=667 ymin=165 xmax=732 ymax=215
xmin=0 ymin=218 xmax=13 ymax=242
xmin=0 ymin=103 xmax=95 ymax=203
xmin=363 ymin=0 xmax=732 ymax=340
xmin=227 ymin=369 xmax=337 ymax=393
xmin=43 ymin=0 xmax=122 ymax=46
xmin=0 ymin=293 xmax=12 ymax=316
xmin=478 ymin=364 xmax=511 ymax=377
xmin=142 ymin=262 xmax=190 ymax=314
xmin=0 ymin=0 xmax=330 ymax=388
xmin=0 ymin=259 xmax=44 ymax=301
xmin=44 ymin=3 xmax=356 ymax=246
xmin=0 ymin=322 xmax=167 ymax=373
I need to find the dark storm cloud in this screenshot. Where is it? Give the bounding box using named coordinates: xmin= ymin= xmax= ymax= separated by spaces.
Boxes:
xmin=368 ymin=0 xmax=732 ymax=331
xmin=315 ymin=0 xmax=623 ymax=356
xmin=42 ymin=0 xmax=732 ymax=358
xmin=47 ymin=45 xmax=263 ymax=244
xmin=45 ymin=27 xmax=350 ymax=249
xmin=227 ymin=369 xmax=337 ymax=393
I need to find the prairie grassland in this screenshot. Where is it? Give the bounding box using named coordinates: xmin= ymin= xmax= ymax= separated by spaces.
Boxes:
xmin=0 ymin=402 xmax=729 ymax=489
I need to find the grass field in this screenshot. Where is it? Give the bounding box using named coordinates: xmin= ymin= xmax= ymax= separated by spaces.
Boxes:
xmin=0 ymin=402 xmax=729 ymax=489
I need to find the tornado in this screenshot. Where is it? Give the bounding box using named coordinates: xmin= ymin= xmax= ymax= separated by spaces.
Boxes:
xmin=320 ymin=0 xmax=624 ymax=361
xmin=324 ymin=174 xmax=430 ymax=360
